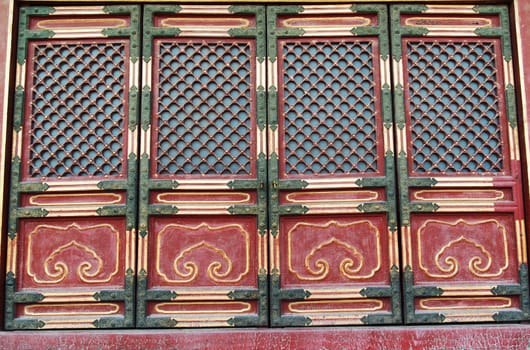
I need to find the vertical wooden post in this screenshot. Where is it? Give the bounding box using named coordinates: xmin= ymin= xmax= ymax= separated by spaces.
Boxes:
xmin=0 ymin=0 xmax=14 ymax=330
xmin=515 ymin=1 xmax=530 ymax=246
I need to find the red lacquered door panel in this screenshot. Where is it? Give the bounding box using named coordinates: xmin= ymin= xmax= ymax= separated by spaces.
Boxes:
xmin=136 ymin=5 xmax=268 ymax=327
xmin=267 ymin=4 xmax=401 ymax=326
xmin=392 ymin=4 xmax=530 ymax=323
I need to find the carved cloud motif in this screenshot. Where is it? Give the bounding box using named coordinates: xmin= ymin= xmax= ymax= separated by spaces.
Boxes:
xmin=417 ymin=219 xmax=509 ymax=279
xmin=26 ymin=223 xmax=120 ymax=285
xmin=156 ymin=223 xmax=250 ymax=285
xmin=288 ymin=220 xmax=381 ymax=281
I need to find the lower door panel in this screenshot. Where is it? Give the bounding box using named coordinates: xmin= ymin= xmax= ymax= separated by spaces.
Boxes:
xmin=136 ymin=5 xmax=268 ymax=327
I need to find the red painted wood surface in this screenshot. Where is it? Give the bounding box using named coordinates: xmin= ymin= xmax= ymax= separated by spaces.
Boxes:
xmin=0 ymin=325 xmax=530 ymax=349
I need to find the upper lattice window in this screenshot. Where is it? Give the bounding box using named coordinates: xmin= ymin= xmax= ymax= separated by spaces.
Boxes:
xmin=153 ymin=39 xmax=254 ymax=177
xmin=280 ymin=39 xmax=380 ymax=175
xmin=406 ymin=39 xmax=504 ymax=174
xmin=27 ymin=40 xmax=127 ymax=179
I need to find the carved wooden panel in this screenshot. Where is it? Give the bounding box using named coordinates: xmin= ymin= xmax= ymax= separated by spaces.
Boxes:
xmin=392 ymin=4 xmax=529 ymax=323
xmin=137 ymin=5 xmax=267 ymax=328
xmin=268 ymin=5 xmax=401 ymax=326
xmin=5 ymin=6 xmax=140 ymax=329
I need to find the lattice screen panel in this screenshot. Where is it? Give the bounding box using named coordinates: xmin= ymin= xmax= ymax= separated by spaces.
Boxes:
xmin=268 ymin=4 xmax=400 ymax=327
xmin=155 ymin=40 xmax=252 ymax=176
xmin=406 ymin=40 xmax=504 ymax=174
xmin=137 ymin=6 xmax=267 ymax=328
xmin=28 ymin=41 xmax=126 ymax=179
xmin=393 ymin=4 xmax=529 ymax=324
xmin=282 ymin=40 xmax=379 ymax=175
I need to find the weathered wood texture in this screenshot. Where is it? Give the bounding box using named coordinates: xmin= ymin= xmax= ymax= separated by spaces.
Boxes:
xmin=0 ymin=325 xmax=530 ymax=349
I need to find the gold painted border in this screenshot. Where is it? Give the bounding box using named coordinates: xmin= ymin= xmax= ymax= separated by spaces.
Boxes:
xmin=38 ymin=291 xmax=98 ymax=302
xmin=419 ymin=297 xmax=512 ymax=310
xmin=288 ymin=299 xmax=383 ymax=313
xmin=285 ymin=190 xmax=378 ymax=203
xmin=413 ymin=190 xmax=505 ymax=202
xmin=6 ymin=235 xmax=17 ymax=275
xmin=35 ymin=18 xmax=127 ymax=30
xmin=160 ymin=17 xmax=250 ymax=29
xmin=24 ymin=303 xmax=120 ymax=316
xmin=46 ymin=6 xmax=105 ymax=15
xmin=156 ymin=192 xmax=251 ymax=204
xmin=424 ymin=5 xmax=476 ymax=14
xmin=154 ymin=301 xmax=251 ymax=314
xmin=283 ymin=16 xmax=371 ymax=28
xmin=41 ymin=319 xmax=99 ymax=329
xmin=258 ymin=233 xmax=267 ymax=272
xmin=404 ymin=16 xmax=492 ymax=29
xmin=29 ymin=193 xmax=122 ymax=206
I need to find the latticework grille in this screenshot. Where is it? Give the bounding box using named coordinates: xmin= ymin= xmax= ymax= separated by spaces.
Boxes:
xmin=28 ymin=41 xmax=126 ymax=178
xmin=282 ymin=40 xmax=379 ymax=175
xmin=155 ymin=40 xmax=253 ymax=176
xmin=407 ymin=40 xmax=504 ymax=174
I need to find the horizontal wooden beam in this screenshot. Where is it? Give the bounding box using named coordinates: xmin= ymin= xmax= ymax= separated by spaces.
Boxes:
xmin=1 ymin=325 xmax=530 ymax=349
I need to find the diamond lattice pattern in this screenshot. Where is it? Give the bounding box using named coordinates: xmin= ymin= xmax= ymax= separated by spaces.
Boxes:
xmin=282 ymin=40 xmax=379 ymax=175
xmin=29 ymin=42 xmax=126 ymax=178
xmin=407 ymin=40 xmax=504 ymax=173
xmin=155 ymin=41 xmax=252 ymax=176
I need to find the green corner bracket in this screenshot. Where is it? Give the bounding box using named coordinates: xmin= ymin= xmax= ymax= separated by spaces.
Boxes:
xmin=93 ymin=317 xmax=127 ymax=328
xmin=142 ymin=5 xmax=183 ymax=60
xmin=361 ymin=266 xmax=402 ymax=325
xmin=5 ymin=273 xmax=46 ymax=329
xmin=228 ymin=272 xmax=268 ymax=327
xmin=14 ymin=292 xmax=45 ymax=304
xmin=403 ymin=266 xmax=445 ymax=324
xmin=136 ymin=270 xmax=178 ymax=328
xmin=228 ymin=205 xmax=259 ymax=215
xmin=266 ymin=5 xmax=305 ymax=61
xmin=270 ymin=271 xmax=312 ymax=327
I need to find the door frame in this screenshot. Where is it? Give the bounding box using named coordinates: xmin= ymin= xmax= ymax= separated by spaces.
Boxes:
xmin=1 ymin=0 xmax=530 ymax=334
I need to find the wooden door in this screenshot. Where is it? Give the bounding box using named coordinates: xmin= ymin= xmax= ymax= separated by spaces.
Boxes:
xmin=136 ymin=5 xmax=268 ymax=327
xmin=392 ymin=4 xmax=530 ymax=323
xmin=5 ymin=3 xmax=530 ymax=330
xmin=267 ymin=5 xmax=402 ymax=326
xmin=5 ymin=6 xmax=140 ymax=329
